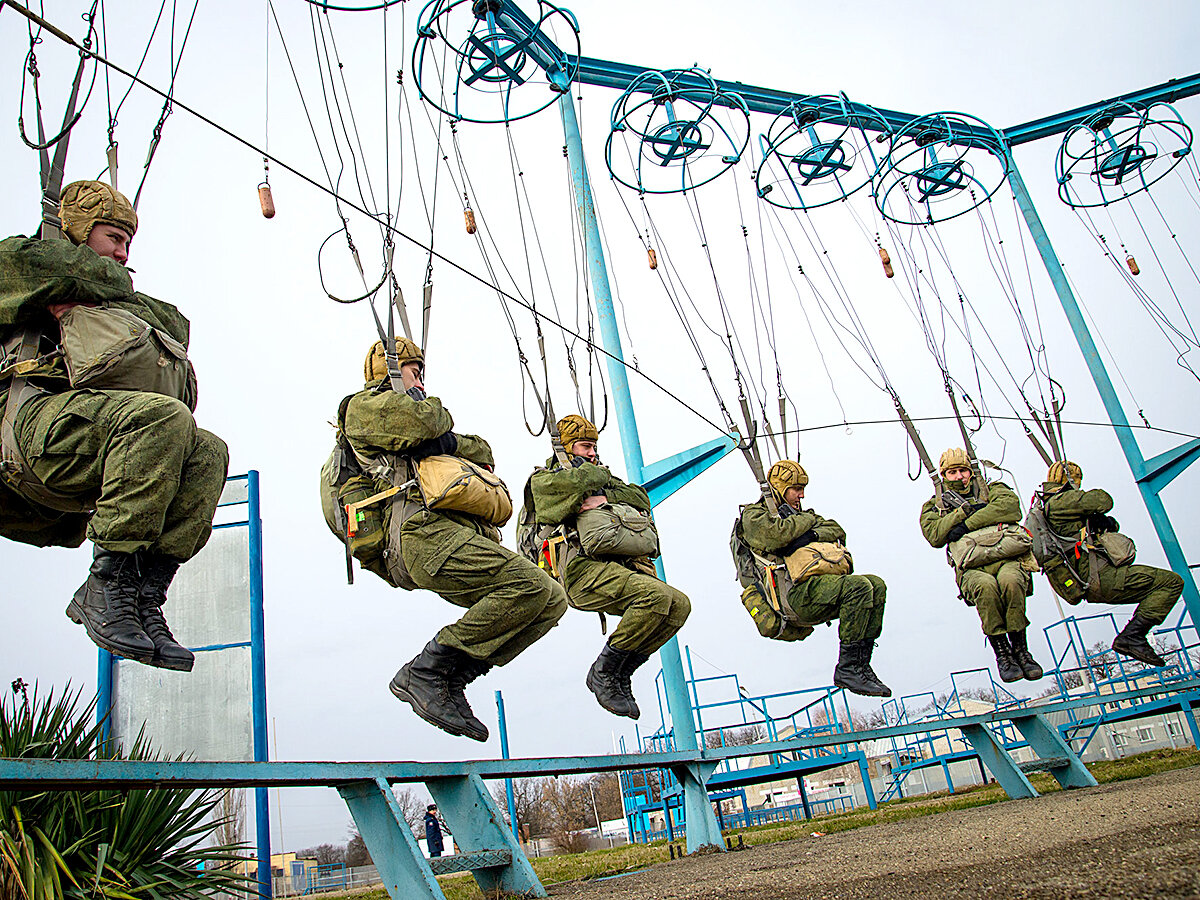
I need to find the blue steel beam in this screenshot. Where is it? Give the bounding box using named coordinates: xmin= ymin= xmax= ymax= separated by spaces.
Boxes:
xmin=643 ymin=434 xmax=738 ymax=507
xmin=551 ymin=65 xmax=725 ymax=851
xmin=570 ymin=54 xmax=1200 ymax=145
xmin=1006 ymin=156 xmax=1200 ymax=628
xmin=4 ymin=681 xmax=1194 ymax=790
xmin=1003 ymin=73 xmax=1200 ymax=145
xmin=426 ymin=774 xmax=545 ymax=897
xmin=958 ymin=723 xmax=1038 ymax=799
xmin=339 ymin=778 xmax=445 ymax=900
xmin=1011 ymin=714 xmax=1098 ymax=790
xmin=1138 ymin=438 xmax=1200 ymax=494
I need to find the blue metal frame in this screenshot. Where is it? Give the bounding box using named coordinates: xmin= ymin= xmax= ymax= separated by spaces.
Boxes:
xmin=1006 ymin=159 xmax=1200 ymax=628
xmin=495 ymin=690 xmax=519 ymax=840
xmin=93 ymin=472 xmax=271 ymax=898
xmin=552 ymin=59 xmax=727 ymax=852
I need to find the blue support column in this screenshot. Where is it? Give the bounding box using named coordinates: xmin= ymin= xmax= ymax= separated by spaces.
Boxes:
xmin=96 ymin=649 xmax=114 ymax=741
xmin=1006 ymin=155 xmax=1200 ymax=628
xmin=1011 ymin=713 xmax=1098 ymax=790
xmin=426 ymin=773 xmax=545 ymax=897
xmin=495 ymin=691 xmax=519 ymax=841
xmin=247 ymin=470 xmax=272 ymax=899
xmin=958 ymin=723 xmax=1038 ymax=799
xmin=554 ymin=75 xmax=725 ymax=851
xmin=858 ymin=756 xmax=878 ymax=809
xmin=339 ymin=778 xmax=445 ymax=900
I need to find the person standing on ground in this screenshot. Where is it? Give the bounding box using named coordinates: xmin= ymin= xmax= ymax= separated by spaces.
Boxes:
xmin=423 ymin=804 xmax=445 ymax=858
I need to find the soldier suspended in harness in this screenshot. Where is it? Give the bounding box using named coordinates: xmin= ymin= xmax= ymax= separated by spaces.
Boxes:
xmin=919 ymin=447 xmax=1043 ymax=684
xmin=517 ymin=414 xmax=689 ymax=721
xmin=1032 ymin=459 xmax=1182 ymax=668
xmin=0 ymin=180 xmax=228 ymax=672
xmin=322 ymin=337 xmax=566 ymax=742
xmin=735 ymin=460 xmax=892 ymax=698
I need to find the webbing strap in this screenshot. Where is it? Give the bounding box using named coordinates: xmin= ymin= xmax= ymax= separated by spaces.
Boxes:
xmin=0 ymin=328 xmax=92 ymax=514
xmin=946 ymin=381 xmax=989 ymax=504
xmin=893 ymin=393 xmax=943 ymax=511
xmin=38 ymin=46 xmax=90 ymax=239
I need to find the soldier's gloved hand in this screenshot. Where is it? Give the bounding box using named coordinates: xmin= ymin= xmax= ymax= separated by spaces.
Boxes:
xmin=781 ymin=529 xmax=819 ymax=555
xmin=968 ymin=501 xmax=988 ymax=513
xmin=570 ymin=455 xmax=590 ymax=468
xmin=947 ymin=523 xmax=970 ymax=543
xmin=406 ymin=385 xmax=427 ymax=401
xmin=408 ymin=431 xmax=458 ymax=461
xmin=1088 ymin=514 xmax=1119 ymax=533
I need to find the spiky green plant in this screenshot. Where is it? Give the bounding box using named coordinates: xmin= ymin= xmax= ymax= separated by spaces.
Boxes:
xmin=1 ymin=681 xmax=255 ymax=900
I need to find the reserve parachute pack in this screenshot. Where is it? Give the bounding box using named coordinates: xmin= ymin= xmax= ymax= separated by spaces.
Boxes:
xmin=730 ymin=511 xmax=813 ymax=642
xmin=414 ymin=454 xmax=513 ymax=526
xmin=947 ymin=524 xmax=1035 ymax=572
xmin=575 ymin=501 xmax=659 ymax=559
xmin=785 ymin=541 xmax=853 ymax=582
xmin=59 ymin=304 xmax=197 ymax=410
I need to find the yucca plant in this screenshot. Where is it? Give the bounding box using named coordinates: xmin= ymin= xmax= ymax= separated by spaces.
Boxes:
xmin=1 ymin=681 xmax=256 ymax=900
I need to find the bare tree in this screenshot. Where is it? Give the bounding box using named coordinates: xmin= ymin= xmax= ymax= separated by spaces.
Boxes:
xmin=540 ymin=776 xmax=594 ymax=854
xmin=586 ymin=773 xmax=623 ymax=822
xmin=296 ymin=843 xmax=346 ymax=867
xmin=345 ymin=830 xmax=372 ymax=867
xmin=391 ymin=786 xmax=426 ymax=831
xmin=212 ymin=788 xmax=247 ymax=849
xmin=491 ymin=777 xmax=552 ymax=842
xmin=705 ymin=724 xmax=765 ymax=749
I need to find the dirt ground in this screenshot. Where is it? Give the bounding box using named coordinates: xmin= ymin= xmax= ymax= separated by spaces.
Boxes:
xmin=547 ymin=765 xmax=1200 ymax=900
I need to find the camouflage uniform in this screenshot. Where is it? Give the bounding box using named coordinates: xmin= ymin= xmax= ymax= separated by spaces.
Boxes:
xmin=0 ymin=236 xmax=228 ymax=559
xmin=920 ymin=481 xmax=1030 ymax=637
xmin=740 ymin=499 xmax=885 ymax=643
xmin=342 ymin=384 xmax=566 ymax=667
xmin=1040 ymin=482 xmax=1182 ymax=625
xmin=528 ymin=458 xmax=690 ymax=655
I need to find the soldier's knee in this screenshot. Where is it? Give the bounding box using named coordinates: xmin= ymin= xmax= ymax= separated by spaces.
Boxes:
xmin=1164 ymin=570 xmax=1185 ymax=597
xmin=126 ymin=394 xmax=195 ymax=439
xmin=997 ymin=570 xmax=1028 ymax=596
xmin=545 ymin=581 xmax=569 ymax=621
xmin=842 ymin=575 xmax=875 ymax=606
xmin=670 ymin=591 xmax=691 ymax=626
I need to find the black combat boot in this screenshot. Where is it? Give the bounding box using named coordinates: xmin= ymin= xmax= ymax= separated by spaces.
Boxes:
xmin=1007 ymin=629 xmax=1044 ymax=681
xmin=1112 ymin=614 xmax=1167 ymax=667
xmin=988 ymin=634 xmax=1023 ymax=683
xmin=445 ymin=656 xmax=492 ymax=742
xmin=390 ymin=640 xmax=484 ymax=741
xmin=833 ymin=641 xmax=892 ymax=697
xmin=613 ymin=651 xmax=651 ymax=720
xmin=66 ymin=548 xmax=155 ymax=663
xmin=586 ymin=644 xmax=637 ymax=718
xmin=137 ymin=553 xmax=194 ymax=672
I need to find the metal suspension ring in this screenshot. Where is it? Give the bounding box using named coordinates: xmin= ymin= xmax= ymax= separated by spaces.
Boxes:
xmin=873 ymin=111 xmax=1008 ymax=224
xmin=605 ymin=67 xmax=750 ymax=195
xmin=412 ymin=0 xmax=580 ymax=124
xmin=755 ymin=93 xmax=891 ymax=210
xmin=1055 ymin=101 xmax=1193 ymax=209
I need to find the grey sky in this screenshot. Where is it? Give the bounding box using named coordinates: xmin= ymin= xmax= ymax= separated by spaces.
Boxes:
xmin=1 ymin=0 xmax=1197 ymax=851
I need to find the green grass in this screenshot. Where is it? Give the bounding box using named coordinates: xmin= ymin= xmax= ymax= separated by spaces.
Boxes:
xmin=324 ymin=747 xmax=1200 ymax=900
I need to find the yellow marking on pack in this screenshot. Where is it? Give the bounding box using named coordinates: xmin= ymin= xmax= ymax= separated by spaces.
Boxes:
xmin=344 ymin=486 xmax=401 ymax=536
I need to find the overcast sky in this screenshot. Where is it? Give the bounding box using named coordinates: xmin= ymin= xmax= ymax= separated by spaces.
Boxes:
xmin=2 ymin=0 xmax=1198 ymax=851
